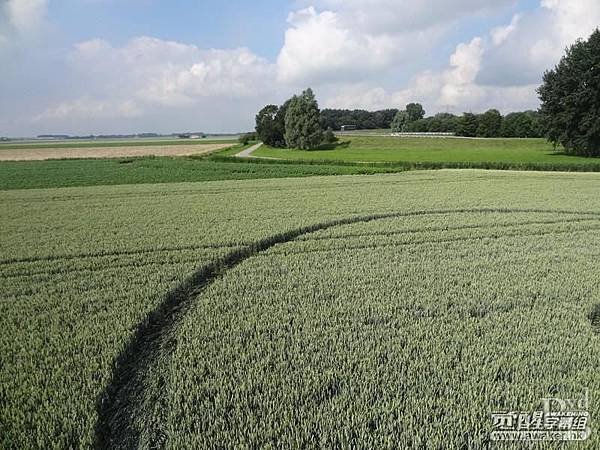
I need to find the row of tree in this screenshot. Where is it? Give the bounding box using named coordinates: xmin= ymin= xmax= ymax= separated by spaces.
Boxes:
xmin=255 ymin=95 xmax=544 ymax=149
xmin=320 ymin=103 xmax=543 ymax=138
xmin=390 ymin=106 xmax=544 ymax=138
xmin=320 ymin=109 xmax=399 ymax=131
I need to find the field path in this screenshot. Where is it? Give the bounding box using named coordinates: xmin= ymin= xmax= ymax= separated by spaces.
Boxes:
xmin=0 ymin=143 xmax=232 ymax=161
xmin=235 ymin=142 xmax=263 ymax=158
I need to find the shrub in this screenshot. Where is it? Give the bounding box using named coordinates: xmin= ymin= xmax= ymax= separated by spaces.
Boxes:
xmin=239 ymin=133 xmax=257 ymax=145
xmin=324 ymin=128 xmax=338 ymax=144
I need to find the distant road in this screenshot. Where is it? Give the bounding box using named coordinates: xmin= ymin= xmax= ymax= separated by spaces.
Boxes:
xmin=235 ymin=142 xmax=263 ymax=158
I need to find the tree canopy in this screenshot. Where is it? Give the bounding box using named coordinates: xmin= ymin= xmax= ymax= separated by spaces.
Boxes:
xmin=538 ymin=29 xmax=600 ymax=156
xmin=256 ymin=93 xmax=322 ymax=148
xmin=320 ymin=109 xmax=398 ymax=131
xmin=477 ymin=109 xmax=503 ymax=138
xmin=391 ymin=111 xmax=409 ymax=132
xmin=255 ymin=105 xmax=284 ymax=147
xmin=406 ymin=103 xmax=426 ymax=122
xmin=457 ymin=113 xmax=479 ymax=137
xmin=284 ymin=88 xmax=324 ymax=150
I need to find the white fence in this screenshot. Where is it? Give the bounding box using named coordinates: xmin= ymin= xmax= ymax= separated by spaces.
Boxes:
xmin=390 ymin=132 xmax=455 ymax=137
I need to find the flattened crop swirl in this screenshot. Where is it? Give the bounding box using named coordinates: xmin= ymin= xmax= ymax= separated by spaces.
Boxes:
xmin=94 ymin=208 xmax=600 ymax=449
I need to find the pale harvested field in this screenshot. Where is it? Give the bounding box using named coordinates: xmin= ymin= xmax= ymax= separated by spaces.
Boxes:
xmin=0 ymin=143 xmax=232 ymax=161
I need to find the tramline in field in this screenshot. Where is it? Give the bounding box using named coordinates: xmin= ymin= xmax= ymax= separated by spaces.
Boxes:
xmin=2 ymin=171 xmax=600 ymax=448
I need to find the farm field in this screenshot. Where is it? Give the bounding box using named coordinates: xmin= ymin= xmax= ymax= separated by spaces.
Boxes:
xmin=0 ymin=155 xmax=397 ymax=190
xmin=0 ymin=137 xmax=237 ymax=149
xmin=0 ymin=143 xmax=233 ymax=161
xmin=254 ymin=136 xmax=600 ymax=168
xmin=4 ymin=136 xmax=600 ymax=191
xmin=2 ymin=170 xmax=600 ymax=448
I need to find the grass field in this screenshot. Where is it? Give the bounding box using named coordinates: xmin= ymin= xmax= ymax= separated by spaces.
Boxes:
xmin=2 ymin=171 xmax=600 ymax=448
xmin=254 ymin=136 xmax=600 ymax=167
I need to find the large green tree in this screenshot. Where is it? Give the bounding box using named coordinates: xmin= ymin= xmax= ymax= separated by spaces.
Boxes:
xmin=501 ymin=111 xmax=543 ymax=138
xmin=477 ymin=109 xmax=503 ymax=138
xmin=538 ymin=29 xmax=600 ymax=156
xmin=390 ymin=111 xmax=409 ymax=132
xmin=273 ymin=99 xmax=291 ymax=147
xmin=255 ymin=105 xmax=284 ymax=147
xmin=406 ymin=103 xmax=426 ymax=122
xmin=457 ymin=113 xmax=480 ymax=137
xmin=284 ymin=88 xmax=324 ymax=150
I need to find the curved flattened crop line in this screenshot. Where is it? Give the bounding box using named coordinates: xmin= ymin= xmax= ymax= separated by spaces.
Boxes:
xmin=94 ymin=207 xmax=600 ymax=449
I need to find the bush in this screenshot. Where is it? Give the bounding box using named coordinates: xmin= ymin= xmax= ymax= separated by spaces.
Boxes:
xmin=324 ymin=128 xmax=338 ymax=144
xmin=238 ymin=133 xmax=256 ymax=145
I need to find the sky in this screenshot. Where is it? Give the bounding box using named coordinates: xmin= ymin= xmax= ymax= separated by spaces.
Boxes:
xmin=1 ymin=0 xmax=599 ymax=136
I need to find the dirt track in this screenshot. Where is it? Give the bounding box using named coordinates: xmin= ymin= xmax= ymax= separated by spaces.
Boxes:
xmin=0 ymin=143 xmax=232 ymax=161
xmin=234 ymin=142 xmax=263 ymax=158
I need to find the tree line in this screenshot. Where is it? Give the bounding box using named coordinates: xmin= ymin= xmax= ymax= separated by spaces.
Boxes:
xmin=320 ymin=109 xmax=399 ymax=131
xmin=255 ymin=97 xmax=544 ymax=149
xmin=319 ymin=104 xmax=543 ymax=138
xmin=389 ymin=106 xmax=543 ymax=138
xmin=254 ymin=29 xmax=600 ymax=155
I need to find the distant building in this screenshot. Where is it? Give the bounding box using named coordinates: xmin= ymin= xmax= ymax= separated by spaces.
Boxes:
xmin=341 ymin=125 xmax=357 ymax=132
xmin=37 ymin=134 xmax=70 ymax=140
xmin=178 ymin=132 xmax=206 ymax=139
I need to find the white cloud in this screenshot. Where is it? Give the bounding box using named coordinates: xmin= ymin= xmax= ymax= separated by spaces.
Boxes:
xmin=5 ymin=0 xmax=600 ymax=136
xmin=437 ymin=38 xmax=485 ymax=108
xmin=490 ymin=14 xmax=521 ymax=46
xmin=322 ymin=0 xmax=600 ymax=115
xmin=137 ymin=48 xmax=274 ymax=105
xmin=478 ymin=0 xmax=600 ymax=87
xmin=277 ymin=0 xmax=518 ymax=85
xmin=277 ymin=7 xmax=397 ymax=84
xmin=33 ymin=36 xmax=279 ymax=133
xmin=307 ymin=0 xmax=517 ymax=34
xmin=66 ymin=37 xmax=275 ymax=108
xmin=0 ymin=0 xmax=47 ymax=44
xmin=6 ymin=0 xmax=47 ymax=32
xmin=322 ymin=36 xmax=537 ymax=114
xmin=541 ymin=0 xmax=600 ymax=46
xmin=35 ymin=98 xmax=142 ymax=121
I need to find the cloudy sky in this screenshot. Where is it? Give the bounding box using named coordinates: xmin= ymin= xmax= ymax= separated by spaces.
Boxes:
xmin=1 ymin=0 xmax=599 ymax=136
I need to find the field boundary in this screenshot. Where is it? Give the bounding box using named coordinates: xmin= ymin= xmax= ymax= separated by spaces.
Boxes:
xmin=95 ymin=207 xmax=600 ymax=449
